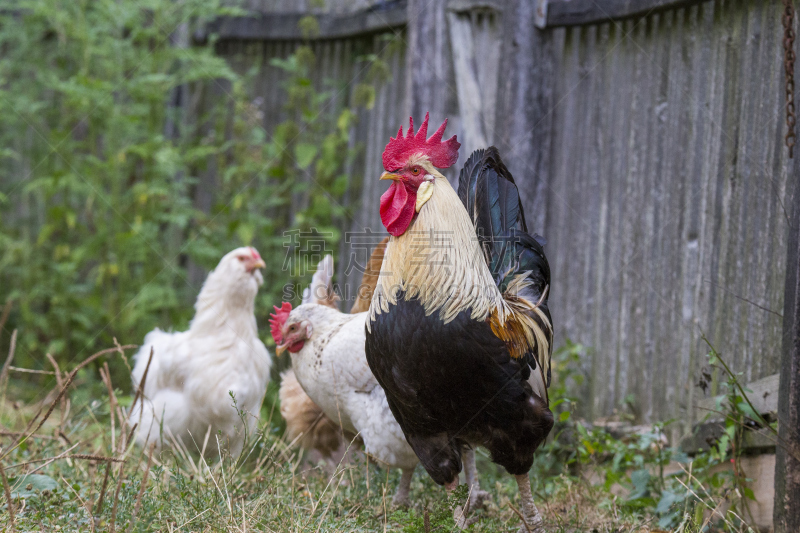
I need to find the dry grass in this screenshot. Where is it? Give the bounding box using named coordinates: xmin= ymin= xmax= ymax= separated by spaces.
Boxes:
xmin=0 ymin=343 xmax=745 ymax=532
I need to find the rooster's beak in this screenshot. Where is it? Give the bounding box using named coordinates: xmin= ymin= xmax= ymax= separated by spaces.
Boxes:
xmin=253 ymin=259 xmax=266 ymax=269
xmin=380 ymin=172 xmax=401 ymax=181
xmin=275 ymin=343 xmax=287 ymax=356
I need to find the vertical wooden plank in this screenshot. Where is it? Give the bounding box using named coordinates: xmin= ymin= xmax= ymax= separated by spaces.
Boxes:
xmin=406 ymin=0 xmax=449 ymax=120
xmin=645 ymin=10 xmax=672 ymax=423
xmin=698 ymin=0 xmax=729 ymax=397
xmin=494 ymin=0 xmax=554 ymax=233
xmin=574 ymin=23 xmax=599 ymax=418
xmin=448 ymin=11 xmax=488 ymax=154
xmin=775 ymin=20 xmax=800 ymax=522
xmin=671 ymin=4 xmax=699 ymax=433
xmin=597 ymin=19 xmax=624 ymax=416
xmin=657 ymin=6 xmax=685 ymax=431
xmin=583 ymin=21 xmax=611 ymax=418
xmin=685 ymin=0 xmax=717 ymax=425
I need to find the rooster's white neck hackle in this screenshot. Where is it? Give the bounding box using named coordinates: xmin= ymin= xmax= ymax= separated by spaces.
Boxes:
xmin=369 ymin=164 xmax=506 ymax=326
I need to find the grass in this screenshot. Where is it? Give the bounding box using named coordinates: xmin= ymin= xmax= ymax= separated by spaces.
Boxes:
xmin=0 ymin=343 xmax=757 ymax=532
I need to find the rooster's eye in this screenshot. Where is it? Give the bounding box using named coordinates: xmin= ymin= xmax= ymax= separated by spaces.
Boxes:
xmin=289 ymin=325 xmax=296 ymax=331
xmin=411 ymin=167 xmax=421 ymax=176
xmin=238 ymin=256 xmax=246 ymax=262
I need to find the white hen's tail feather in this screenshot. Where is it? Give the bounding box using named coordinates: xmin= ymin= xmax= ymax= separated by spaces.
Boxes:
xmin=302 ymin=255 xmax=337 ymax=307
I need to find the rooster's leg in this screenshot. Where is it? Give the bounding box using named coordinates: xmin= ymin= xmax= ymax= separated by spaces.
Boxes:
xmin=515 ymin=474 xmax=545 ymax=533
xmin=462 ymin=448 xmax=490 ymax=509
xmin=392 ymin=468 xmax=413 ymax=507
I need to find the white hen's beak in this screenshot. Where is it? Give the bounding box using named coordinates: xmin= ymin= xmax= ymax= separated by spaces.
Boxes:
xmin=246 ymin=257 xmax=266 ymax=273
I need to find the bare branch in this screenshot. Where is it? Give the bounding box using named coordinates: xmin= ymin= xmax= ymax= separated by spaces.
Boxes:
xmin=0 ymin=460 xmax=15 ymax=532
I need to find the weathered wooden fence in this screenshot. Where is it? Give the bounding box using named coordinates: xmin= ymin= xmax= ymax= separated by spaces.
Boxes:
xmin=213 ymin=0 xmax=793 ymax=432
xmin=541 ymin=0 xmax=790 ymax=427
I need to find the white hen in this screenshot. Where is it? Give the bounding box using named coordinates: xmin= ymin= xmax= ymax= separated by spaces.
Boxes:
xmin=270 ymin=255 xmax=419 ymax=505
xmin=130 ymin=247 xmax=272 ymax=457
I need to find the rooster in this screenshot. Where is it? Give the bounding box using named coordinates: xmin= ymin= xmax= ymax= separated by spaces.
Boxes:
xmin=130 ymin=247 xmax=272 ymax=457
xmin=365 ymin=114 xmax=554 ymax=532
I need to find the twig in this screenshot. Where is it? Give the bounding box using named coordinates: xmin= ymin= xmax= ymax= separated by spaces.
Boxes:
xmin=0 ymin=299 xmax=12 ymax=334
xmin=67 ymin=345 xmax=137 ymax=381
xmin=61 ymin=474 xmax=95 ymax=533
xmin=2 ymin=344 xmax=136 ymax=460
xmin=130 ymin=347 xmax=153 ymax=423
xmin=7 ymin=366 xmax=55 ymax=375
xmin=95 ymin=462 xmax=112 ymax=515
xmin=110 ymin=456 xmax=125 ymax=533
xmin=85 ymin=462 xmax=97 ymax=526
xmin=0 ymin=459 xmax=15 ymax=532
xmin=507 ymin=502 xmax=531 ymax=533
xmin=12 ymin=442 xmax=80 ymax=476
xmin=0 ymin=329 xmax=18 ymax=391
xmin=100 ymin=364 xmax=117 ymax=452
xmin=699 ymin=334 xmax=800 ymax=462
xmin=1 ymin=372 xmax=75 ymax=459
xmin=70 ymin=454 xmax=125 ymax=462
xmin=701 ymin=334 xmax=773 ymax=431
xmin=113 ymin=337 xmax=133 ymax=375
xmin=0 ymin=300 xmax=13 ymax=400
xmin=125 ymin=444 xmax=155 ymax=533
xmin=0 ymin=430 xmax=56 ymax=440
xmin=176 ymin=508 xmax=211 ymax=529
xmin=125 ymin=423 xmax=138 ymax=454
xmin=6 ymin=453 xmax=123 ymax=470
xmin=46 ymin=353 xmax=62 ymax=389
xmin=46 ymin=352 xmax=67 ymax=432
xmin=703 ymin=279 xmax=783 ymax=318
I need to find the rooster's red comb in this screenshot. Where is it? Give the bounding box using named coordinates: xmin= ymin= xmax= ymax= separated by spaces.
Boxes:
xmin=269 ymin=302 xmax=292 ymax=344
xmin=382 ymin=113 xmax=460 ymax=171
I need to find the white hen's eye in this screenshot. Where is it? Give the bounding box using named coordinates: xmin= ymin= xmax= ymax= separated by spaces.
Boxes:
xmin=238 ymin=256 xmax=246 ymax=262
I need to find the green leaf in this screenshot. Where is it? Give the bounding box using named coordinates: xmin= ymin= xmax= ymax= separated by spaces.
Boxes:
xmin=558 ymin=411 xmax=571 ymax=422
xmin=294 ymin=143 xmax=318 ymax=170
xmin=655 ymin=490 xmax=685 ymax=514
xmin=10 ymin=474 xmax=58 ymax=498
xmin=237 ymin=223 xmax=255 ymax=245
xmin=628 ymin=469 xmax=651 ymax=501
xmin=736 ymin=401 xmax=760 ymax=421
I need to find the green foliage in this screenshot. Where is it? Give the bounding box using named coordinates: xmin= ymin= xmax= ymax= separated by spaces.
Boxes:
xmin=528 ymin=338 xmax=759 ymax=532
xmin=0 ymin=2 xmax=389 ymax=389
xmin=547 ymin=339 xmax=586 ymax=423
xmin=394 ymin=484 xmax=469 ymax=533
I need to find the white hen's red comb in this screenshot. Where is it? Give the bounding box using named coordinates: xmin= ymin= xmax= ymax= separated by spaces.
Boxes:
xmin=269 ymin=302 xmax=292 ymax=344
